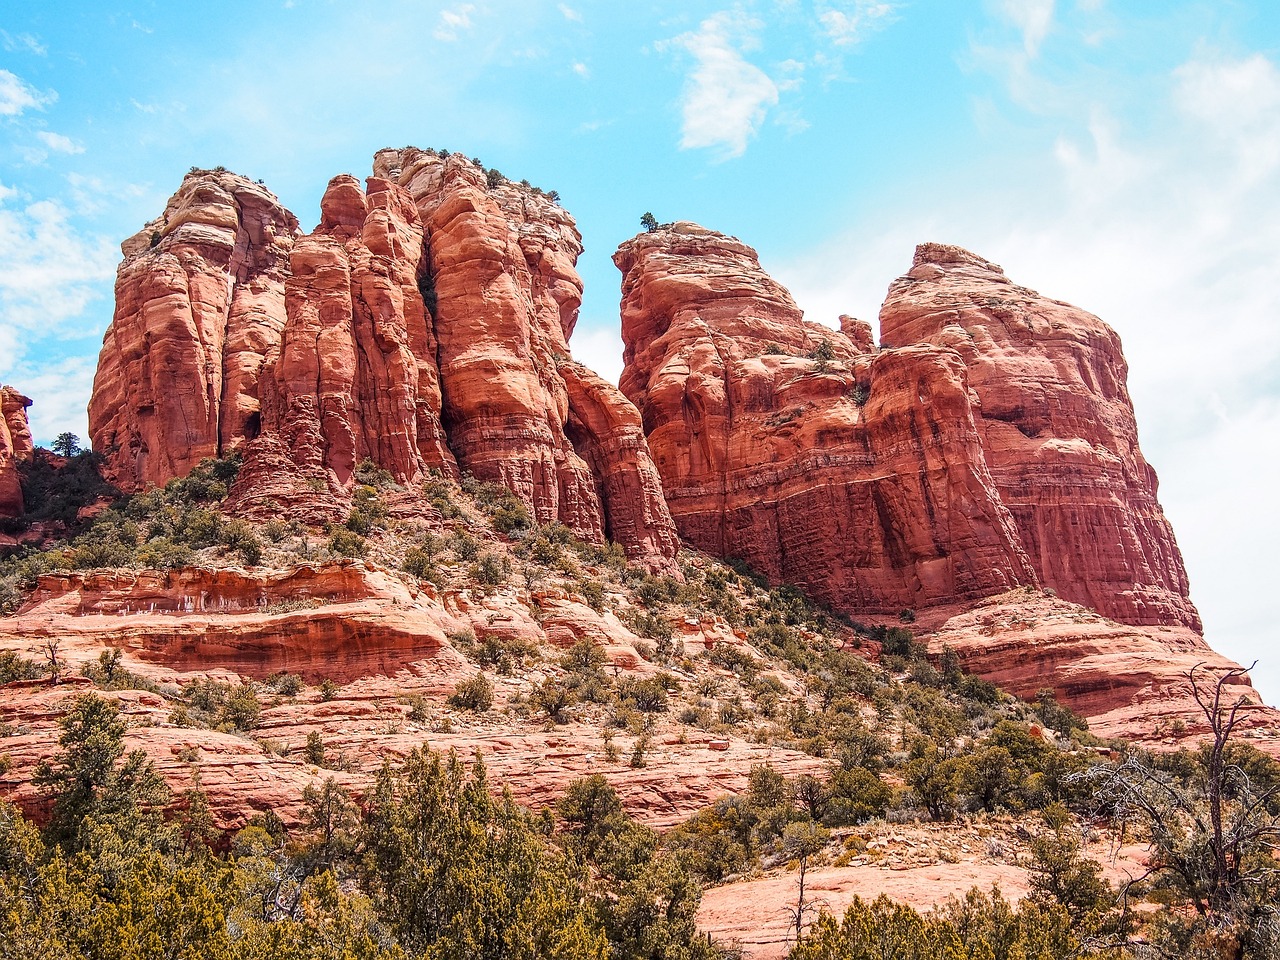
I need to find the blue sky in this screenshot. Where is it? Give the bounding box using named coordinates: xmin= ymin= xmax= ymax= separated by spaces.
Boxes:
xmin=2 ymin=0 xmax=1279 ymax=702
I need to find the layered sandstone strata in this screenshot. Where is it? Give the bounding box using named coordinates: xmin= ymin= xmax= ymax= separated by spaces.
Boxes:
xmin=89 ymin=157 xmax=679 ymax=570
xmin=0 ymin=387 xmax=34 ymax=517
xmin=617 ymin=227 xmax=1197 ymax=632
xmin=879 ymin=244 xmax=1198 ymax=630
xmin=88 ymin=171 xmax=300 ymax=491
xmin=374 ymin=148 xmax=678 ymax=565
xmin=616 ymin=224 xmax=1034 ymax=612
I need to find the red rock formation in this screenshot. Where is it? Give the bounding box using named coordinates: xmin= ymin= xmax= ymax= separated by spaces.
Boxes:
xmin=879 ymin=244 xmax=1199 ymax=631
xmin=90 ymin=155 xmax=678 ymax=571
xmin=229 ymin=175 xmax=456 ymax=514
xmin=88 ymin=171 xmax=300 ymax=491
xmin=0 ymin=386 xmax=34 ymax=517
xmin=917 ymin=590 xmax=1273 ymax=745
xmin=616 ymin=224 xmax=1034 ymax=612
xmin=374 ymin=148 xmax=678 ymax=568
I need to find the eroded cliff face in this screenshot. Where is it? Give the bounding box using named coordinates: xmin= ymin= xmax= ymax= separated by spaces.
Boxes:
xmin=89 ymin=155 xmax=679 ymax=570
xmin=616 ymin=225 xmax=1035 ymax=612
xmin=0 ymin=387 xmax=34 ymax=518
xmin=373 ymin=148 xmax=678 ymax=564
xmin=88 ymin=171 xmax=300 ymax=491
xmin=878 ymin=243 xmax=1198 ymax=631
xmin=617 ymin=226 xmax=1197 ymax=633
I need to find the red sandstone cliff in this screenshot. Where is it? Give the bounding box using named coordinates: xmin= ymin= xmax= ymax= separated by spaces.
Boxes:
xmin=617 ymin=227 xmax=1197 ymax=634
xmin=0 ymin=386 xmax=34 ymax=518
xmin=879 ymin=243 xmax=1198 ymax=631
xmin=89 ymin=156 xmax=679 ymax=570
xmin=88 ymin=171 xmax=300 ymax=491
xmin=616 ymin=224 xmax=1035 ymax=612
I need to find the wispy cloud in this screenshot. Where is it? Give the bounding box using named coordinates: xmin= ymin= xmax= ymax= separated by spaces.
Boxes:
xmin=1 ymin=31 xmax=47 ymax=56
xmin=35 ymin=131 xmax=85 ymax=155
xmin=660 ymin=11 xmax=779 ymax=159
xmin=1174 ymin=53 xmax=1280 ymax=184
xmin=0 ymin=69 xmax=54 ymax=116
xmin=817 ymin=1 xmax=898 ymax=47
xmin=995 ymin=0 xmax=1055 ymax=57
xmin=572 ymin=61 xmax=590 ymax=79
xmin=559 ymin=3 xmax=583 ymax=22
xmin=434 ymin=4 xmax=476 ymax=42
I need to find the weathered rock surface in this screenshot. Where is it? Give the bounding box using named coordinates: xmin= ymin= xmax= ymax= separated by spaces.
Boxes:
xmin=616 ymin=226 xmax=1034 ymax=613
xmin=376 ymin=148 xmax=679 ymax=568
xmin=879 ymin=244 xmax=1198 ymax=630
xmin=0 ymin=386 xmax=33 ymax=518
xmin=915 ymin=590 xmax=1280 ymax=746
xmin=90 ymin=156 xmax=679 ymax=571
xmin=0 ymin=560 xmax=823 ymax=830
xmin=88 ymin=171 xmax=300 ymax=491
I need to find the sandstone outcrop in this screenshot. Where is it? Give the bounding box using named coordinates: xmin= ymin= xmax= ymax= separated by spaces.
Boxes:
xmin=618 ymin=228 xmax=1199 ymax=634
xmin=0 ymin=386 xmax=34 ymax=518
xmin=0 ymin=559 xmax=824 ymax=830
xmin=91 ymin=156 xmax=679 ymax=571
xmin=916 ymin=590 xmax=1274 ymax=745
xmin=375 ymin=148 xmax=679 ymax=567
xmin=879 ymin=244 xmax=1198 ymax=630
xmin=88 ymin=171 xmax=300 ymax=491
xmin=616 ymin=225 xmax=1034 ymax=613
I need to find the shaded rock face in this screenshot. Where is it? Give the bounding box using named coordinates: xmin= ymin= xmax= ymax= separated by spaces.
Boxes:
xmin=88 ymin=172 xmax=300 ymax=491
xmin=878 ymin=244 xmax=1198 ymax=631
xmin=0 ymin=386 xmax=34 ymax=517
xmin=90 ymin=156 xmax=678 ymax=570
xmin=374 ymin=148 xmax=678 ymax=566
xmin=615 ymin=227 xmax=1035 ymax=613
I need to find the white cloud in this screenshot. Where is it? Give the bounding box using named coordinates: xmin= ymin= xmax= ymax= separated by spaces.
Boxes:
xmin=569 ymin=323 xmax=625 ymax=387
xmin=559 ymin=4 xmax=583 ymax=22
xmin=35 ymin=131 xmax=85 ymax=155
xmin=0 ymin=193 xmax=117 ymax=376
xmin=0 ymin=69 xmax=54 ymax=116
xmin=1 ymin=31 xmax=47 ymax=56
xmin=572 ymin=61 xmax=590 ymax=78
xmin=661 ymin=11 xmax=779 ymax=159
xmin=996 ymin=0 xmax=1055 ymax=57
xmin=1174 ymin=53 xmax=1280 ymax=184
xmin=434 ymin=4 xmax=476 ymax=42
xmin=7 ymin=356 xmax=96 ymax=447
xmin=818 ymin=1 xmax=897 ymax=47
xmin=774 ymin=49 xmax=1280 ymax=706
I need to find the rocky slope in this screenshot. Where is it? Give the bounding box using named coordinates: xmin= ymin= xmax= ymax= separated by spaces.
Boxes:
xmin=0 ymin=386 xmax=34 ymax=518
xmin=879 ymin=243 xmax=1198 ymax=630
xmin=90 ymin=155 xmax=679 ymax=571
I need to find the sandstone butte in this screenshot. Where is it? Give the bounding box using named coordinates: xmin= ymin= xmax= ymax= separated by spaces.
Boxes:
xmin=615 ymin=223 xmax=1269 ymax=727
xmin=89 ymin=154 xmax=679 ymax=572
xmin=0 ymin=386 xmax=34 ymax=519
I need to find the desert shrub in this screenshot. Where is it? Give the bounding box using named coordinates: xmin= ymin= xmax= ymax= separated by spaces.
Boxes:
xmin=354 ymin=458 xmax=395 ymax=489
xmin=532 ymin=678 xmax=575 ymax=723
xmin=219 ymin=683 xmax=261 ymax=731
xmin=470 ymin=552 xmax=510 ymax=587
xmin=328 ymin=528 xmax=366 ymax=558
xmin=616 ymin=676 xmax=668 ymax=713
xmin=825 ymin=767 xmax=892 ymax=825
xmin=402 ymin=546 xmax=437 ymax=580
xmin=0 ymin=650 xmax=43 ymax=684
xmin=448 ymin=673 xmax=494 ymax=712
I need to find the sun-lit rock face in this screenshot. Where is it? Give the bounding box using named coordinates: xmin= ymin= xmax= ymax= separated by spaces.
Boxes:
xmin=88 ymin=170 xmax=300 ymax=492
xmin=615 ymin=226 xmax=1036 ymax=613
xmin=617 ymin=228 xmax=1197 ymax=634
xmin=0 ymin=386 xmax=34 ymax=518
xmin=88 ymin=156 xmax=679 ymax=572
xmin=878 ymin=243 xmax=1199 ymax=631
